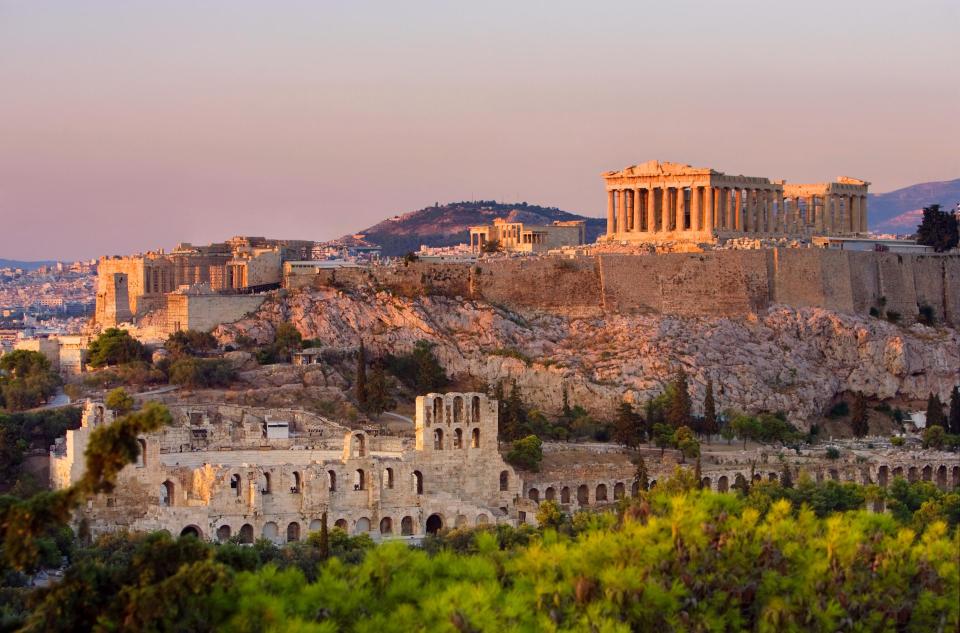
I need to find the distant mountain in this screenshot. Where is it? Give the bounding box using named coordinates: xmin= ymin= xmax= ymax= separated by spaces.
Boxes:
xmin=348 ymin=201 xmax=605 ymax=256
xmin=869 ymin=179 xmax=960 ymax=234
xmin=0 ymin=258 xmax=58 ymax=270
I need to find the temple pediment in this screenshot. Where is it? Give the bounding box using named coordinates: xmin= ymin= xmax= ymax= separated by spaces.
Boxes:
xmin=603 ymin=160 xmax=717 ymax=179
xmin=836 ymin=176 xmax=870 ymax=186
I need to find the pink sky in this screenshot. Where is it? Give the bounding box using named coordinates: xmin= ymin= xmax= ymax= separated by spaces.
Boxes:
xmin=1 ymin=1 xmax=958 ymax=260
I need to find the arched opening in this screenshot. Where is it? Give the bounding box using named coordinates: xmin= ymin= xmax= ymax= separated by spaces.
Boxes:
xmin=753 ymin=473 xmax=763 ymax=482
xmin=768 ymin=472 xmax=777 ymax=482
xmin=952 ymin=466 xmax=959 ymax=487
xmin=355 ymin=517 xmax=370 ymax=534
xmin=453 ymin=396 xmax=464 ymax=424
xmin=239 ymin=524 xmax=254 ymax=544
xmin=309 ymin=519 xmax=322 ymax=532
xmin=630 ymin=481 xmax=639 ymax=497
xmin=561 ymin=486 xmax=571 ymax=503
xmin=733 ymin=474 xmax=746 ymax=490
xmin=908 ymin=466 xmax=918 ymax=483
xmin=260 ymin=472 xmax=272 ymax=494
xmin=287 ymin=522 xmax=300 ymax=542
xmin=476 ymin=514 xmax=489 ymax=526
xmin=649 ymin=480 xmax=657 ymax=489
xmin=334 ymin=519 xmax=348 ymax=531
xmin=545 ymin=486 xmax=556 ymax=501
xmin=216 ymin=525 xmax=231 ymax=542
xmin=426 ymin=514 xmax=443 ymax=535
xmin=380 ymin=517 xmax=393 ymax=535
xmin=577 ymin=484 xmax=589 ymax=505
xmin=454 ymin=428 xmax=463 ymax=449
xmin=433 ymin=397 xmax=443 ymax=425
xmin=355 ymin=469 xmax=366 ymax=491
xmin=413 ymin=471 xmax=424 ymax=495
xmin=921 ymin=465 xmax=932 ymax=481
xmin=595 ymin=484 xmax=607 ymax=502
xmin=718 ymin=475 xmax=729 ymax=492
xmin=892 ymin=466 xmax=904 ymax=479
xmin=434 ymin=428 xmax=444 ymax=450
xmin=528 ymin=488 xmax=540 ymax=502
xmin=499 ymin=470 xmax=509 ymax=491
xmin=230 ymin=474 xmax=242 ymax=497
xmin=701 ymin=477 xmax=712 ymax=491
xmin=291 ymin=471 xmax=302 ymax=494
xmin=614 ymin=482 xmax=625 ymax=499
xmin=471 ymin=428 xmax=480 ymax=448
xmin=401 ymin=516 xmax=414 ymax=535
xmin=471 ymin=396 xmax=481 ymax=422
xmin=354 ymin=433 xmax=366 ymax=457
xmin=160 ymin=480 xmax=175 ymax=506
xmin=136 ymin=439 xmax=147 ymax=467
xmin=936 ymin=465 xmax=947 ymax=489
xmin=384 ymin=468 xmax=395 ymax=489
xmin=828 ymin=469 xmax=838 ymax=481
xmin=180 ymin=525 xmax=202 ymax=539
xmin=328 ymin=470 xmax=337 ymax=492
xmin=878 ymin=466 xmax=889 ymax=487
xmin=455 ymin=515 xmax=467 ymax=528
xmin=262 ymin=522 xmax=279 ymax=542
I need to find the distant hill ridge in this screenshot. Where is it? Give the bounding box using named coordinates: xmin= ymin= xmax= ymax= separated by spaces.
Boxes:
xmin=868 ymin=178 xmax=960 ymax=233
xmin=0 ymin=258 xmax=58 ymax=270
xmin=348 ymin=200 xmax=606 ymax=256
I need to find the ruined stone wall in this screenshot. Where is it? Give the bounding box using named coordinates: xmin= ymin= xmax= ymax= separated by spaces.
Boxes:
xmin=163 ymin=294 xmax=266 ymax=333
xmin=473 ymin=258 xmax=600 ymax=315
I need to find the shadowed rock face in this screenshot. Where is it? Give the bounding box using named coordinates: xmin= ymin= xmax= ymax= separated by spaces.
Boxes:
xmin=215 ymin=287 xmax=959 ymax=429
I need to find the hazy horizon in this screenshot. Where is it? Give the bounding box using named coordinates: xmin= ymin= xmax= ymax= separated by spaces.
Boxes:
xmin=2 ymin=1 xmax=958 ymax=261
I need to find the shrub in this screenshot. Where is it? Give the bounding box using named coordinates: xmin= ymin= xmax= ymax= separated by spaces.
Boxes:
xmin=168 ymin=358 xmax=236 ymax=389
xmin=87 ymin=328 xmax=147 ymax=368
xmin=825 ymin=447 xmax=841 ymax=459
xmin=505 ymin=435 xmax=543 ymax=472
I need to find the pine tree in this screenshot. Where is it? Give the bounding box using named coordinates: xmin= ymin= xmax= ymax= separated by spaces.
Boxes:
xmin=633 ymin=454 xmax=649 ymax=492
xmin=561 ymin=385 xmax=572 ymax=420
xmin=366 ymin=360 xmax=394 ymax=415
xmin=780 ymin=461 xmax=794 ymax=489
xmin=926 ymin=393 xmax=946 ymax=429
xmin=702 ymin=379 xmax=718 ymax=442
xmin=850 ymin=392 xmax=869 ymax=438
xmin=613 ymin=401 xmax=642 ymax=449
xmin=355 ymin=342 xmax=367 ymax=409
xmin=948 ymin=385 xmax=960 ymax=435
xmin=500 ymin=381 xmax=527 ymax=442
xmin=665 ymin=368 xmax=692 ymax=429
xmin=319 ymin=512 xmax=329 ymax=560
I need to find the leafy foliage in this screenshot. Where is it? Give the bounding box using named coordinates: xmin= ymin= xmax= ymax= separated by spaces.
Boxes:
xmin=385 ymin=340 xmax=448 ymax=393
xmin=0 ymin=350 xmax=61 ymax=411
xmin=168 ymin=358 xmax=237 ymax=389
xmin=87 ymin=328 xmax=148 ymax=368
xmin=104 ymin=387 xmax=135 ymax=415
xmin=915 ymin=203 xmax=959 ymax=252
xmin=165 ymin=329 xmax=217 ymax=358
xmin=505 ymin=435 xmax=543 ymax=472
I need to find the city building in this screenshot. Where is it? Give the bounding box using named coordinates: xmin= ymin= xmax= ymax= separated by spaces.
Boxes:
xmin=469 ymin=218 xmax=586 ymax=254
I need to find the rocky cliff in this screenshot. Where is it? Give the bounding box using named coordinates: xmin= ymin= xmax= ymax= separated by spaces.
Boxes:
xmin=214 ymin=287 xmax=959 ymax=429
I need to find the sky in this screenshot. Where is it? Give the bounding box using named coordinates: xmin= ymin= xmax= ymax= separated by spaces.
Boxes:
xmin=1 ymin=1 xmax=958 ymax=261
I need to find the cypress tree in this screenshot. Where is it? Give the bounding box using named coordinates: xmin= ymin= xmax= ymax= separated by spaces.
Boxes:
xmin=948 ymin=386 xmax=960 ymax=435
xmin=355 ymin=341 xmax=367 ymax=409
xmin=633 ymin=454 xmax=649 ymax=492
xmin=319 ymin=512 xmax=329 ymax=560
xmin=666 ymin=368 xmax=692 ymax=429
xmin=925 ymin=393 xmax=945 ymax=429
xmin=702 ymin=379 xmax=718 ymax=442
xmin=850 ymin=392 xmax=869 ymax=438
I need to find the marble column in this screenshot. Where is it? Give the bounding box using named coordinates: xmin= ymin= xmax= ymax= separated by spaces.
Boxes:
xmin=691 ymin=187 xmax=701 ymax=231
xmin=617 ymin=189 xmax=627 ymax=235
xmin=633 ymin=188 xmax=642 ymax=232
xmin=860 ymin=195 xmax=868 ymax=232
xmin=732 ymin=189 xmax=741 ymax=232
xmin=646 ymin=189 xmax=656 ymax=232
xmin=850 ymin=195 xmax=860 ymax=234
xmin=704 ymin=186 xmax=715 ymax=233
xmin=763 ymin=190 xmax=772 ymax=233
xmin=676 ymin=188 xmax=686 ymax=231
xmin=606 ymin=190 xmax=615 ymax=235
xmin=724 ymin=188 xmax=733 ymax=230
xmin=777 ymin=191 xmax=785 ymax=233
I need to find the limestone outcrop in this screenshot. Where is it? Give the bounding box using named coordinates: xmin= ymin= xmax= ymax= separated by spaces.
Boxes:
xmin=215 ymin=288 xmax=959 ymax=428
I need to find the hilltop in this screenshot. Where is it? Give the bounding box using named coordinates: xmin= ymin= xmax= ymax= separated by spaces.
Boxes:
xmin=869 ymin=178 xmax=960 ymax=233
xmin=347 ymin=200 xmax=605 ymax=256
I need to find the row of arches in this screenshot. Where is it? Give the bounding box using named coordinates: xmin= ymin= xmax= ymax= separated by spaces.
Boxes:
xmin=526 ymin=480 xmax=648 ymax=506
xmin=701 ymin=463 xmax=960 ymax=492
xmin=432 ymin=427 xmax=480 ymax=450
xmin=426 ymin=395 xmax=483 ymax=427
xmin=327 ymin=468 xmax=424 ymax=494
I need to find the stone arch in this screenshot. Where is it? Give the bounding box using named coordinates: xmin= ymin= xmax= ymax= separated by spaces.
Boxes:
xmin=355 ymin=517 xmax=370 ymax=534
xmin=230 ymin=473 xmax=242 ymax=496
xmin=433 ymin=397 xmax=443 ymax=425
xmin=476 ymin=514 xmax=489 ymax=526
xmin=260 ymin=471 xmax=272 ymax=494
xmin=892 ymin=466 xmax=904 ymax=479
xmin=453 ymin=396 xmax=464 ymax=424
xmin=328 ymin=470 xmax=337 ymax=491
xmin=287 ymin=522 xmax=300 ymax=542
xmin=160 ymin=480 xmax=175 ymax=506
xmin=455 ymin=514 xmax=468 ymax=528
xmin=952 ymin=466 xmax=959 ymax=487
xmin=239 ymin=524 xmax=254 ymax=544
xmin=454 ymin=428 xmax=463 ymax=449
xmin=828 ymin=469 xmax=839 ymax=481
xmin=630 ymin=481 xmax=639 ymax=497
xmin=291 ymin=471 xmax=302 ymax=493
xmin=878 ymin=465 xmax=889 ymax=487
xmin=561 ymin=486 xmax=571 ymax=503
xmin=401 ymin=516 xmax=414 ymax=535
xmin=426 ymin=513 xmax=443 ymax=535
xmin=354 ymin=433 xmax=366 ymax=457
xmin=499 ymin=470 xmax=509 ymax=491
xmin=413 ymin=470 xmax=424 ymax=494
xmin=136 ymin=439 xmax=147 ymax=467
xmin=180 ymin=525 xmax=202 ymax=539
xmin=753 ymin=473 xmax=763 ymax=482
xmin=768 ymin=472 xmax=778 ymax=482
xmin=355 ymin=469 xmax=366 ymax=491
xmin=936 ymin=465 xmax=947 ymax=489
xmin=614 ymin=482 xmax=625 ymax=499
xmin=471 ymin=396 xmax=481 ymax=422
xmin=577 ymin=484 xmax=589 ymax=505
xmin=334 ymin=518 xmax=348 ymax=530
xmin=528 ymin=488 xmax=540 ymax=502
xmin=471 ymin=428 xmax=480 ymax=448
xmin=701 ymin=477 xmax=712 ymax=490
xmin=921 ymin=465 xmax=932 ymax=482
xmin=309 ymin=519 xmax=322 ymax=532
xmin=262 ymin=522 xmax=279 ymax=542
xmin=649 ymin=479 xmax=657 ymax=489
xmin=545 ymin=486 xmax=556 ymax=501
xmin=733 ymin=474 xmax=746 ymax=490
xmin=908 ymin=466 xmax=918 ymax=483
xmin=434 ymin=428 xmax=444 ymax=450
xmin=718 ymin=475 xmax=729 ymax=492
xmin=380 ymin=517 xmax=393 ymax=535
xmin=384 ymin=467 xmax=395 ymax=489
xmin=216 ymin=525 xmax=231 ymax=542
xmin=596 ymin=484 xmax=608 ymax=502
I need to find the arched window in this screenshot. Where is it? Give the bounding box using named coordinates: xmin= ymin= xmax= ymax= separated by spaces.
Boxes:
xmin=355 ymin=469 xmax=366 ymax=491
xmin=454 ymin=428 xmax=463 ymax=449
xmin=499 ymin=470 xmax=509 ymax=491
xmin=287 ymin=522 xmax=300 ymax=542
xmin=471 ymin=428 xmax=480 ymax=448
xmin=545 ymin=486 xmax=556 ymax=501
xmin=230 ymin=474 xmax=242 ymax=497
xmin=471 ymin=396 xmax=481 ymax=422
xmin=180 ymin=525 xmax=201 ymax=539
xmin=160 ymin=480 xmax=175 ymax=506
xmin=426 ymin=514 xmax=443 ymax=535
xmin=355 ymin=517 xmax=370 ymax=534
xmin=328 ymin=470 xmax=337 ymax=492
xmin=476 ymin=514 xmax=489 ymax=526
xmin=239 ymin=524 xmax=254 ymax=544
xmin=528 ymin=488 xmax=540 ymax=502
xmin=630 ymin=481 xmax=639 ymax=497
xmin=262 ymin=522 xmax=279 ymax=542
xmin=613 ymin=482 xmax=625 ymax=499
xmin=433 ymin=398 xmax=443 ymax=425
xmin=936 ymin=465 xmax=947 ymax=489
xmin=260 ymin=472 xmax=272 ymax=494
xmin=354 ymin=434 xmax=366 ymax=457
xmin=136 ymin=439 xmax=147 ymax=467
xmin=380 ymin=517 xmax=393 ymax=535
xmin=878 ymin=466 xmax=889 ymax=487
xmin=596 ymin=484 xmax=607 ymax=502
xmin=561 ymin=486 xmax=570 ymax=503
xmin=216 ymin=525 xmax=231 ymax=542
xmin=434 ymin=428 xmax=444 ymax=450
xmin=577 ymin=484 xmax=589 ymax=505
xmin=700 ymin=478 xmax=711 ymax=491
xmin=453 ymin=396 xmax=464 ymax=424
xmin=401 ymin=516 xmax=414 ymax=536
xmin=413 ymin=471 xmax=423 ymax=495
xmin=334 ymin=519 xmax=348 ymax=530
xmin=291 ymin=471 xmax=302 ymax=494
xmin=922 ymin=465 xmax=932 ymax=481
xmin=384 ymin=468 xmax=395 ymax=489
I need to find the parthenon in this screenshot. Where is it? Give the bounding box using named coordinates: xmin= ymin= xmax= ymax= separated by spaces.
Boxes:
xmin=603 ymin=161 xmax=869 ymax=242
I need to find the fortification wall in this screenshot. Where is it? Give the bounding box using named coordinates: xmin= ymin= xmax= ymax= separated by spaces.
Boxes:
xmin=473 ymin=258 xmax=600 ymax=315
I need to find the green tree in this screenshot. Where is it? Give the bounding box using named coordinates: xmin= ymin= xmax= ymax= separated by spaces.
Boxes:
xmin=355 ymin=342 xmax=368 ymax=409
xmin=672 ymin=425 xmax=699 ymax=464
xmin=87 ymin=328 xmax=147 ymax=368
xmin=665 ymin=368 xmax=692 ymax=428
xmin=272 ymin=322 xmax=303 ymax=361
xmin=104 ymin=387 xmax=135 ymax=415
xmin=386 ymin=340 xmax=448 ymax=393
xmin=652 ymin=423 xmax=674 ymax=457
xmin=165 ymin=329 xmax=217 ymax=358
xmin=915 ymin=204 xmax=959 ymax=252
xmin=701 ymin=379 xmax=718 ymax=441
xmin=535 ymin=500 xmax=563 ymax=529
xmin=632 ymin=454 xmax=649 ymax=491
xmin=0 ymin=349 xmax=61 ymax=411
xmin=922 ymin=424 xmax=945 ymax=449
xmin=505 ymin=435 xmax=542 ymax=472
xmin=480 ymin=239 xmax=501 ymax=254
xmin=500 ymin=380 xmax=528 ymax=442
xmin=730 ymin=413 xmax=761 ymax=449
xmin=612 ymin=401 xmax=643 ymax=449
xmin=926 ymin=392 xmax=946 ymax=429
xmin=364 ymin=360 xmax=394 ymax=415
xmin=949 ymin=385 xmax=960 ymax=435
xmin=168 ymin=358 xmax=236 ymax=389
xmin=850 ymin=392 xmax=869 ymax=438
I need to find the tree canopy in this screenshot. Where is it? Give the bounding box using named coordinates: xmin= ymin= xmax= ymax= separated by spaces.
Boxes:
xmin=915 ymin=204 xmax=959 ymax=252
xmin=87 ymin=328 xmax=148 ymax=368
xmin=0 ymin=349 xmax=61 ymax=411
